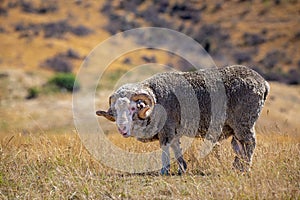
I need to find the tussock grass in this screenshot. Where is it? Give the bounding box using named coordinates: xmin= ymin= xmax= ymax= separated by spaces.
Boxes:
xmin=0 ymin=132 xmax=299 ymax=199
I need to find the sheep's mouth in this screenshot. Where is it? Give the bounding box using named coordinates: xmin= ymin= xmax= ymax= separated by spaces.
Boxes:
xmin=118 ymin=128 xmax=130 ymax=138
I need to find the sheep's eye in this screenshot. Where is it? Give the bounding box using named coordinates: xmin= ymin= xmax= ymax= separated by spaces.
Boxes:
xmin=136 ymin=100 xmax=146 ymax=109
xmin=131 ymin=107 xmax=136 ymax=111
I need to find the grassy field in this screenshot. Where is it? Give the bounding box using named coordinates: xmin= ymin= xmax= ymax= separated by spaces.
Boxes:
xmin=0 ymin=130 xmax=299 ymax=199
xmin=0 ymin=82 xmax=299 ymax=199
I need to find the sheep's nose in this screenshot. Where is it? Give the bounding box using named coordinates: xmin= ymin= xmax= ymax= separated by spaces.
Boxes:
xmin=117 ymin=124 xmax=127 ymax=132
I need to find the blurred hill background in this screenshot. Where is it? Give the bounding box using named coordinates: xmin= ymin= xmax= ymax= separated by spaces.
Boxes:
xmin=0 ymin=0 xmax=299 ymax=135
xmin=0 ymin=0 xmax=299 ymax=82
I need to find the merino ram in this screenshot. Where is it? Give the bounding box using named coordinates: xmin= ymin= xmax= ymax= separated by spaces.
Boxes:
xmin=96 ymin=65 xmax=270 ymax=174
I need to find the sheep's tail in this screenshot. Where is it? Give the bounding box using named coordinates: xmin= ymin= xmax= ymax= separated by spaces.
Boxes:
xmin=263 ymin=81 xmax=270 ymax=102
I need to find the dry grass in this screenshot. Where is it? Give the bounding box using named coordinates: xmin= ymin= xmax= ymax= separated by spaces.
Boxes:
xmin=0 ymin=131 xmax=299 ymax=199
xmin=0 ymin=78 xmax=299 ymax=199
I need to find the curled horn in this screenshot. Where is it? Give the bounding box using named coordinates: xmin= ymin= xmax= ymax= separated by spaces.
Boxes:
xmin=109 ymin=95 xmax=116 ymax=107
xmin=131 ymin=93 xmax=154 ymax=119
xmin=96 ymin=95 xmax=116 ymax=122
xmin=96 ymin=109 xmax=115 ymax=122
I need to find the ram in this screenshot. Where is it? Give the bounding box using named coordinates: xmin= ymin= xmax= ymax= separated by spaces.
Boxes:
xmin=96 ymin=65 xmax=270 ymax=175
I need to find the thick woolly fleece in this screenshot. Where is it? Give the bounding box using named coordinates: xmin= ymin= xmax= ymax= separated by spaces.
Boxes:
xmin=106 ymin=65 xmax=270 ymax=173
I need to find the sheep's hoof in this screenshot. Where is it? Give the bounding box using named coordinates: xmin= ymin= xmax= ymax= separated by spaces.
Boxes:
xmin=178 ymin=162 xmax=187 ymax=175
xmin=177 ymin=169 xmax=184 ymax=176
xmin=178 ymin=167 xmax=187 ymax=176
xmin=160 ymin=167 xmax=170 ymax=176
xmin=233 ymin=157 xmax=251 ymax=173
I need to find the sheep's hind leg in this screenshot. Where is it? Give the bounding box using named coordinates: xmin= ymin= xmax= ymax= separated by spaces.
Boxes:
xmin=171 ymin=138 xmax=187 ymax=175
xmin=231 ymin=128 xmax=256 ymax=172
xmin=161 ymin=144 xmax=170 ymax=175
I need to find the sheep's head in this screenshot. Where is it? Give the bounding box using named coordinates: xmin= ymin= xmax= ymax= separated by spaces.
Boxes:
xmin=96 ymin=84 xmax=155 ymax=138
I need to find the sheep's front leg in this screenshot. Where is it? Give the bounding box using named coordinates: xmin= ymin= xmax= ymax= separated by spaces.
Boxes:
xmin=231 ymin=128 xmax=256 ymax=172
xmin=171 ymin=138 xmax=187 ymax=175
xmin=161 ymin=144 xmax=170 ymax=175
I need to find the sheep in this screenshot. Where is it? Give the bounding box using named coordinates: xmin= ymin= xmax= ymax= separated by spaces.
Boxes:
xmin=96 ymin=65 xmax=270 ymax=175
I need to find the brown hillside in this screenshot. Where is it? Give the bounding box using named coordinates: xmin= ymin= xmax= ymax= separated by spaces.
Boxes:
xmin=0 ymin=0 xmax=299 ymax=83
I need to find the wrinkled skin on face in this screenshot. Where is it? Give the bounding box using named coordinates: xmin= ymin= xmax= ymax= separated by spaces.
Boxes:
xmin=96 ymin=84 xmax=157 ymax=139
xmin=113 ymin=97 xmax=138 ymax=137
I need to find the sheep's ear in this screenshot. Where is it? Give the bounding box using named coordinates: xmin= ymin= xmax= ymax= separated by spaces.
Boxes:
xmin=96 ymin=109 xmax=115 ymax=122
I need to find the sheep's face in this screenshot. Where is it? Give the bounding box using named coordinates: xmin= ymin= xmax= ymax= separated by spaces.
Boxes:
xmin=113 ymin=97 xmax=137 ymax=137
xmin=96 ymin=86 xmax=155 ymax=138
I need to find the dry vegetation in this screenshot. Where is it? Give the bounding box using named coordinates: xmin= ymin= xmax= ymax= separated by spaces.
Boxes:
xmin=0 ymin=129 xmax=299 ymax=199
xmin=1 ymin=82 xmax=300 ymax=199
xmin=0 ymin=0 xmax=300 ymax=199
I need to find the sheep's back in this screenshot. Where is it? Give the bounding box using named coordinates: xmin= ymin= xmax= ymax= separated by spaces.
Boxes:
xmin=143 ymin=65 xmax=268 ymax=137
